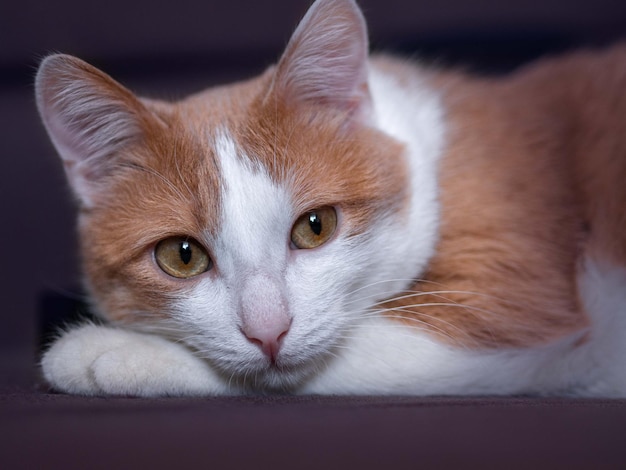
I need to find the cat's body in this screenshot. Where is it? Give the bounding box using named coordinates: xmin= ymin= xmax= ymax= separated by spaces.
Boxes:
xmin=37 ymin=0 xmax=626 ymax=396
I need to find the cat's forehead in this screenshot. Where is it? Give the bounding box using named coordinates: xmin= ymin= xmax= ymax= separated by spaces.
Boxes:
xmin=175 ymin=71 xmax=273 ymax=127
xmin=124 ymin=72 xmax=409 ymax=253
xmin=169 ymin=80 xmax=395 ymax=188
xmin=212 ymin=130 xmax=293 ymax=268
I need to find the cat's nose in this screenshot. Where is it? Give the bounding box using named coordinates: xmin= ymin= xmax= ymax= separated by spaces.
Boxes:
xmin=239 ymin=274 xmax=292 ymax=362
xmin=242 ymin=317 xmax=291 ymax=363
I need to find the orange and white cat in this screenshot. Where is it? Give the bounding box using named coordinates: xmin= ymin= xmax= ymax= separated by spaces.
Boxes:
xmin=37 ymin=0 xmax=626 ymax=396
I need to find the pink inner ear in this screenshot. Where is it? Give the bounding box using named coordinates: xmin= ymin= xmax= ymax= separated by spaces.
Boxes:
xmin=272 ymin=0 xmax=372 ymax=122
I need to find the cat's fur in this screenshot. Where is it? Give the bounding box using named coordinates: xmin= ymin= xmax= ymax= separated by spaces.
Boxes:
xmin=36 ymin=0 xmax=626 ymax=396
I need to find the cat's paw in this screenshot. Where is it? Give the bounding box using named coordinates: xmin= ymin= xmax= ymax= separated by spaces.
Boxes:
xmin=41 ymin=324 xmax=227 ymax=396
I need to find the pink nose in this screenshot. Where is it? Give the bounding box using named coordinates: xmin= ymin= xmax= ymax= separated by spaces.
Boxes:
xmin=242 ymin=318 xmax=291 ymax=363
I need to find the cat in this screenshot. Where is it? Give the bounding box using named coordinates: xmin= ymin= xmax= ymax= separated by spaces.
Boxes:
xmin=36 ymin=0 xmax=626 ymax=397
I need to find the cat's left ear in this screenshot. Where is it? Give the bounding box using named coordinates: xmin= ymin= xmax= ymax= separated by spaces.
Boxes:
xmin=35 ymin=54 xmax=151 ymax=208
xmin=272 ymin=0 xmax=372 ymax=124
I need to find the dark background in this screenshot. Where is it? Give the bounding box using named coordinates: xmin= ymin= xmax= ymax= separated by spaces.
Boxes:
xmin=1 ymin=0 xmax=625 ymax=382
xmin=2 ymin=1 xmax=626 ymax=467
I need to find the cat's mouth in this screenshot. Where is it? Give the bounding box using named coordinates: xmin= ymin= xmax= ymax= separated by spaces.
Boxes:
xmin=227 ymin=362 xmax=311 ymax=392
xmin=179 ymin=321 xmax=342 ymax=392
xmin=205 ymin=347 xmax=325 ymax=392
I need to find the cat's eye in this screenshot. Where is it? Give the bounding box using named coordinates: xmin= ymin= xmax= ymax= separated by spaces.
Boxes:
xmin=154 ymin=237 xmax=212 ymax=279
xmin=291 ymin=207 xmax=337 ymax=249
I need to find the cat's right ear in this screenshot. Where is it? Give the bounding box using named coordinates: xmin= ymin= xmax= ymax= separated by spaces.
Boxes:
xmin=271 ymin=0 xmax=372 ymax=125
xmin=35 ymin=54 xmax=148 ymax=208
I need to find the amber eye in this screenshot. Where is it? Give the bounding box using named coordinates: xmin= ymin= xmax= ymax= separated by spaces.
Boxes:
xmin=291 ymin=207 xmax=337 ymax=249
xmin=155 ymin=237 xmax=212 ymax=279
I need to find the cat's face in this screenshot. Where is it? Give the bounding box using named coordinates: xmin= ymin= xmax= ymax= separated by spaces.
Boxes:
xmin=36 ymin=0 xmax=434 ymax=390
xmin=78 ymin=82 xmax=409 ymax=389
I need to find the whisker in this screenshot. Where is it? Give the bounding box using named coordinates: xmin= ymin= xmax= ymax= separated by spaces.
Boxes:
xmin=383 ymin=301 xmax=503 ymax=320
xmin=345 ymin=278 xmax=441 ymax=298
xmin=362 ymin=302 xmax=497 ymax=346
xmin=373 ymin=311 xmax=465 ymax=344
xmin=377 ymin=289 xmax=521 ymax=308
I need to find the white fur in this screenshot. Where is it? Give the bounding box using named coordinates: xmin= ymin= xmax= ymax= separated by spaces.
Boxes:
xmin=364 ymin=63 xmax=445 ymax=296
xmin=42 ymin=324 xmax=225 ymax=396
xmin=563 ymin=258 xmax=626 ymax=396
xmin=167 ymin=132 xmax=313 ymax=389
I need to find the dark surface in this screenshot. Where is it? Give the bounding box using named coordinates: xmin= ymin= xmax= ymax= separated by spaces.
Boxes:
xmin=2 ymin=0 xmax=626 ymax=468
xmin=2 ymin=387 xmax=626 ymax=469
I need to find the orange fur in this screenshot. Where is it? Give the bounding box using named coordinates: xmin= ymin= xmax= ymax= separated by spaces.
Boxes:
xmin=383 ymin=46 xmax=626 ymax=348
xmin=236 ymin=97 xmax=408 ymax=236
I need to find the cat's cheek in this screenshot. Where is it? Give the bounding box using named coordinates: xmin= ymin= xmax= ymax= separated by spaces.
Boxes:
xmin=284 ymin=246 xmax=356 ymax=345
xmin=84 ymin=249 xmax=201 ymax=326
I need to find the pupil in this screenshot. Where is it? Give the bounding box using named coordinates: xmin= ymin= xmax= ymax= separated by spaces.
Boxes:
xmin=180 ymin=241 xmax=192 ymax=265
xmin=309 ymin=213 xmax=322 ymax=236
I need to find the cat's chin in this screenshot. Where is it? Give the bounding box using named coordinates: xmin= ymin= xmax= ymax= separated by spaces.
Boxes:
xmin=207 ymin=350 xmax=331 ymax=393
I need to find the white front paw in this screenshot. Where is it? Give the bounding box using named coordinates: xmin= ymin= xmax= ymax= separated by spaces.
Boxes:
xmin=41 ymin=324 xmax=227 ymax=396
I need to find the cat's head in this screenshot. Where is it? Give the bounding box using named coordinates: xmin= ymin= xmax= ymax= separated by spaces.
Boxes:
xmin=35 ymin=0 xmax=435 ymax=390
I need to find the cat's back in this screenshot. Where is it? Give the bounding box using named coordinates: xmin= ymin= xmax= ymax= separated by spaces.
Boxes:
xmin=366 ymin=46 xmax=626 ymax=349
xmin=496 ymin=44 xmax=626 ymax=265
xmin=423 ymin=44 xmax=626 ymax=267
xmin=530 ymin=44 xmax=626 ymax=265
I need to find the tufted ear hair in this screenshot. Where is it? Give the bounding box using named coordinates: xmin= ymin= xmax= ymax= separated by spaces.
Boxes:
xmin=272 ymin=0 xmax=372 ymax=123
xmin=35 ymin=54 xmax=149 ymax=208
